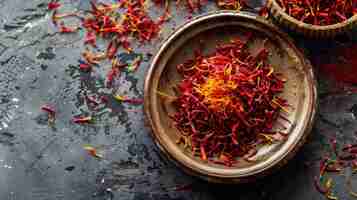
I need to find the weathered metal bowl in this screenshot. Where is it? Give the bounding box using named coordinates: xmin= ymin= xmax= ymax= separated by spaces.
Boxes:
xmin=144 ymin=11 xmax=317 ymax=183
xmin=267 ymin=0 xmax=357 ymax=38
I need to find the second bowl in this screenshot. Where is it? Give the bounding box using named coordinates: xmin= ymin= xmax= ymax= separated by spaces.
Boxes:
xmin=267 ymin=0 xmax=357 ymax=38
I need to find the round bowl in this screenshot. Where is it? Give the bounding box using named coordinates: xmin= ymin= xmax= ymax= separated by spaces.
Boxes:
xmin=267 ymin=0 xmax=357 ymax=38
xmin=144 ymin=11 xmax=317 ymax=183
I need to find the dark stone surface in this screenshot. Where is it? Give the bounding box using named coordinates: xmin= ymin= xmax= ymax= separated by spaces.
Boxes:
xmin=0 ymin=0 xmax=357 ymax=199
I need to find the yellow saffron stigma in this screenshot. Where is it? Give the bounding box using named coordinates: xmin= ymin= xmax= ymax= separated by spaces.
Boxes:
xmin=267 ymin=67 xmax=274 ymax=77
xmin=114 ymin=95 xmax=125 ymax=101
xmin=195 ymin=77 xmax=238 ymax=111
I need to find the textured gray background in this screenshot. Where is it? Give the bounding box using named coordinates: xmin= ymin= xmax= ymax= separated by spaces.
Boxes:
xmin=1 ymin=0 xmax=357 ymax=199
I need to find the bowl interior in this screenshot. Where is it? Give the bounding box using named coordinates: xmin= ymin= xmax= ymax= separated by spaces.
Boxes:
xmin=146 ymin=12 xmax=316 ymax=178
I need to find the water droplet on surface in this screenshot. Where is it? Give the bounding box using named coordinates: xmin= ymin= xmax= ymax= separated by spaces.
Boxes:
xmin=11 ymin=98 xmax=19 ymax=102
xmin=3 ymin=164 xmax=13 ymax=169
xmin=1 ymin=122 xmax=8 ymax=128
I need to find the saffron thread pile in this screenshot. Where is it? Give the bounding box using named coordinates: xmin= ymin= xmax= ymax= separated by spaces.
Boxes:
xmin=169 ymin=33 xmax=288 ymax=166
xmin=276 ymin=0 xmax=357 ymax=25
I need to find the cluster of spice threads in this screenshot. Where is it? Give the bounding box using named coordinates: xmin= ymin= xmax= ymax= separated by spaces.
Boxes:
xmin=313 ymin=138 xmax=357 ymax=199
xmin=276 ymin=0 xmax=357 ymax=26
xmin=46 ymin=1 xmax=148 ymax=128
xmin=83 ymin=1 xmax=167 ymax=44
xmin=152 ymin=0 xmax=204 ymax=12
xmin=49 ymin=0 xmax=168 ymax=87
xmin=170 ymin=34 xmax=288 ymax=166
xmin=152 ymin=0 xmax=248 ymax=12
xmin=81 ymin=1 xmax=168 ymax=85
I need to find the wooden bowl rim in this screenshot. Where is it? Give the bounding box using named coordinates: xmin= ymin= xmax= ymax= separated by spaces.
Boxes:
xmin=144 ymin=11 xmax=317 ymax=181
xmin=268 ymin=0 xmax=357 ymax=30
